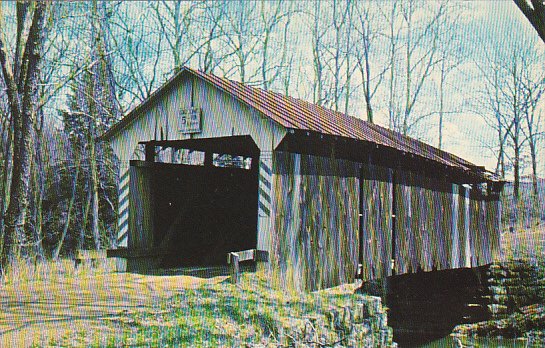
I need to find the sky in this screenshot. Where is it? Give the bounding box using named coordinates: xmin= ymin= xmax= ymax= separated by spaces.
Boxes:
xmin=423 ymin=1 xmax=544 ymax=177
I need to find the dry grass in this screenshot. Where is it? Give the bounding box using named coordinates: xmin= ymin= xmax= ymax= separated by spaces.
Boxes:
xmin=500 ymin=222 xmax=545 ymax=262
xmin=0 ymin=260 xmax=229 ymax=347
xmin=1 ymin=257 xmax=116 ymax=287
xmin=0 ymin=260 xmax=383 ymax=347
xmin=51 ymin=272 xmax=375 ymax=347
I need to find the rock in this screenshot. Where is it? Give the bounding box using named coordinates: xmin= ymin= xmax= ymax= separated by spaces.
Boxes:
xmin=368 ymin=296 xmax=383 ymax=316
xmin=489 ymin=286 xmax=507 ymax=295
xmin=519 ymin=304 xmax=545 ymax=316
xmin=354 ymin=303 xmax=370 ymax=323
xmin=490 ymin=294 xmax=509 ymax=304
xmin=488 ymin=304 xmax=509 ymax=315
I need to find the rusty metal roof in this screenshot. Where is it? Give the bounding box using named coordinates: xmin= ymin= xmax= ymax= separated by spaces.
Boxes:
xmin=101 ymin=67 xmax=490 ymax=179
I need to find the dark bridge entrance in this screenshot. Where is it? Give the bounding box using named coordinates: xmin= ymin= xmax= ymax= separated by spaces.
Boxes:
xmin=154 ymin=162 xmax=258 ymax=267
xmin=117 ymin=136 xmax=260 ymax=270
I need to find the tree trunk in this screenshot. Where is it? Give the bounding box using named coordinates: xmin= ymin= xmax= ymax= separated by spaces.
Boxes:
xmin=31 ymin=109 xmax=45 ymax=261
xmin=438 ymin=60 xmax=445 ymax=149
xmin=529 ymin=140 xmax=538 ymax=217
xmin=53 ymin=162 xmax=80 ymax=259
xmin=0 ymin=120 xmax=13 ymax=256
xmin=88 ymin=129 xmax=101 ymax=250
xmin=0 ymin=3 xmax=48 ymax=271
xmin=80 ymin=190 xmax=92 ymax=251
xmin=3 ymin=96 xmax=36 ymax=263
xmin=513 ymin=142 xmax=520 ymax=203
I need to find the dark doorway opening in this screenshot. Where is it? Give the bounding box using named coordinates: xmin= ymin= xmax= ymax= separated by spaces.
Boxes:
xmin=140 ymin=136 xmax=260 ymax=268
xmin=153 ymin=162 xmax=258 ymax=266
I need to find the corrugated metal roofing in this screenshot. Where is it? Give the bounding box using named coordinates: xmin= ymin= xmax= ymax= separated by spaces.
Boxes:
xmin=101 ymin=67 xmax=490 ymax=179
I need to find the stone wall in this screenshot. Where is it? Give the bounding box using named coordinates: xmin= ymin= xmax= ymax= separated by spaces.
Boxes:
xmin=278 ymin=295 xmax=396 ymax=347
xmin=453 ymin=260 xmax=545 ymax=345
xmin=486 ymin=260 xmax=545 ymax=318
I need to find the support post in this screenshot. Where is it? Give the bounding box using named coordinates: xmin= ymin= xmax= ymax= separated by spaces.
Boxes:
xmin=391 ymin=169 xmax=397 ymax=275
xmin=358 ymin=165 xmax=364 ymax=279
xmin=228 ymin=252 xmax=240 ymax=284
xmin=145 ymin=143 xmax=155 ymax=162
xmin=204 ymin=151 xmax=213 ymax=167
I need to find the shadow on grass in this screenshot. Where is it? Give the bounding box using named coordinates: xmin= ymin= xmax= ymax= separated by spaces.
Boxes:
xmin=130 ymin=262 xmax=257 ymax=279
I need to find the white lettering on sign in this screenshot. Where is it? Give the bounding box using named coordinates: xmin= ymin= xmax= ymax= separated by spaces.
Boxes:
xmin=180 ymin=107 xmax=202 ymax=134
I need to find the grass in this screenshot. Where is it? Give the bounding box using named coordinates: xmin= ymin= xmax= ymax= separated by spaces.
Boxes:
xmin=499 ymin=221 xmax=545 ymax=275
xmin=0 ymin=257 xmax=117 ymax=286
xmin=22 ymin=269 xmax=386 ymax=347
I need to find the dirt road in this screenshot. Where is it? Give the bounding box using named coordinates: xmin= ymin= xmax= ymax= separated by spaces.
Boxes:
xmin=0 ymin=269 xmax=228 ymax=347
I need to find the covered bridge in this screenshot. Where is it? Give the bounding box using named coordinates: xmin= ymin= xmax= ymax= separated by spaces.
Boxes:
xmin=100 ymin=67 xmax=503 ymax=291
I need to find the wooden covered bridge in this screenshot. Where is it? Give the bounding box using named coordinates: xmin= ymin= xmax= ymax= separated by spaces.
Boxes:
xmin=100 ymin=67 xmax=503 ymax=291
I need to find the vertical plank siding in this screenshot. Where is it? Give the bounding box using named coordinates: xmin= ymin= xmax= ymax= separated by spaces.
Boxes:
xmin=128 ymin=165 xmax=154 ymax=250
xmin=271 ymin=151 xmax=501 ymax=290
xmin=487 ymin=199 xmax=501 ymax=261
xmin=396 ymin=171 xmax=415 ymax=273
xmin=451 ymin=184 xmax=461 ymax=268
xmin=394 ymin=174 xmax=499 ymax=275
xmin=360 ymin=164 xmax=392 ymax=280
xmin=461 ymin=186 xmax=472 ymax=267
xmin=272 ymin=152 xmax=360 ymax=291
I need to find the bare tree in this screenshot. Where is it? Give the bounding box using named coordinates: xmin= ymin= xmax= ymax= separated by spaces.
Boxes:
xmin=259 ymin=0 xmax=292 ymax=91
xmin=0 ymin=2 xmax=49 ymax=270
xmin=194 ymin=1 xmax=224 ymax=74
xmin=328 ymin=0 xmax=353 ymax=113
xmin=435 ymin=3 xmax=464 ymax=149
xmin=476 ymin=53 xmax=508 ymax=178
xmin=109 ymin=2 xmax=166 ymax=109
xmin=507 ymin=51 xmax=524 ymax=202
xmin=152 ymin=1 xmax=196 ymax=72
xmin=216 ymin=0 xmax=261 ymax=84
xmin=478 ymin=39 xmax=542 ymax=209
xmin=386 ymin=1 xmax=401 ymax=129
xmin=353 ymin=3 xmax=388 ymax=123
xmin=399 ymin=1 xmax=444 ymax=136
xmin=310 ymin=2 xmax=327 ymax=106
xmin=519 ymin=53 xmax=545 ymax=208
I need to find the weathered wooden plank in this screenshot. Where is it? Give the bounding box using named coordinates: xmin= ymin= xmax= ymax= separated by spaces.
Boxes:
xmin=229 ymin=253 xmax=239 ymax=284
xmin=106 ymin=247 xmax=173 ymax=258
xmin=300 ymin=154 xmax=320 ymax=289
xmin=271 ymin=151 xmax=360 ymax=291
xmin=361 ymin=164 xmax=392 ymax=280
xmin=487 ymin=199 xmax=501 ymax=262
xmin=394 ymin=171 xmax=409 ymax=274
xmin=307 ymin=155 xmax=359 ymax=290
xmin=451 ymin=184 xmax=461 ymax=268
xmin=76 ymin=249 xmax=106 ymax=260
xmin=434 ymin=179 xmax=452 ymax=270
xmin=226 ymin=249 xmax=269 ymax=263
xmin=271 ymin=151 xmax=292 ymax=283
xmin=396 ymin=170 xmax=430 ymax=273
xmin=469 ymin=195 xmax=480 ymax=267
xmin=462 ymin=186 xmax=472 ymax=267
xmin=395 ymin=171 xmax=460 ymax=273
xmin=272 ymin=150 xmax=502 ymax=289
xmin=129 ymin=164 xmax=155 ymax=250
